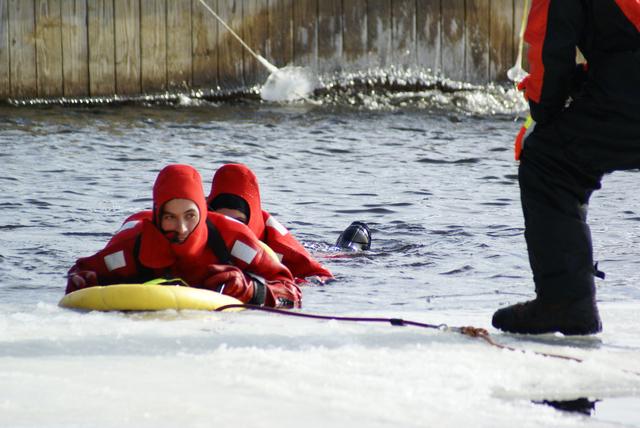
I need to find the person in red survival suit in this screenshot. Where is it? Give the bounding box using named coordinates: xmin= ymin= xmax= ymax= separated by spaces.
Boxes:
xmin=119 ymin=165 xmax=370 ymax=282
xmin=492 ymin=0 xmax=640 ymax=334
xmin=66 ymin=164 xmax=301 ymax=308
xmin=206 ymin=163 xmax=335 ymax=284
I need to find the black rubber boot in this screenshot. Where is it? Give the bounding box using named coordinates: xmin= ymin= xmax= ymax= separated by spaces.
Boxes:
xmin=492 ymin=295 xmax=602 ymax=335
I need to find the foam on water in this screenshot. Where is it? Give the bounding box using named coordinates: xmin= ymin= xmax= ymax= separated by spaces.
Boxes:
xmin=314 ymin=69 xmax=528 ymax=115
xmin=4 ymin=68 xmax=527 ymax=117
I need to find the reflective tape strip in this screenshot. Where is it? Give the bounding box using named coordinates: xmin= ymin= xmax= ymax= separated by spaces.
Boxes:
xmin=104 ymin=251 xmax=126 ymax=272
xmin=266 ymin=216 xmax=288 ymax=236
xmin=231 ymin=240 xmax=258 ymax=265
xmin=116 ymin=220 xmax=139 ymax=234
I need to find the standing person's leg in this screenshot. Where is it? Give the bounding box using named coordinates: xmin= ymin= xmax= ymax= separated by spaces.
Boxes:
xmin=493 ymin=125 xmax=604 ymax=335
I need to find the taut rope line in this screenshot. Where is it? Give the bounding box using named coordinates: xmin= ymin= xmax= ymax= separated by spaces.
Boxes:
xmin=216 ymin=304 xmax=583 ymax=363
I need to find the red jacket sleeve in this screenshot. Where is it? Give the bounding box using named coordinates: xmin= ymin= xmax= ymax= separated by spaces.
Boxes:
xmin=524 ymin=0 xmax=586 ymax=123
xmin=67 ymin=223 xmax=147 ymax=292
xmin=262 ymin=212 xmax=333 ymax=281
xmin=209 ymin=213 xmax=302 ymax=308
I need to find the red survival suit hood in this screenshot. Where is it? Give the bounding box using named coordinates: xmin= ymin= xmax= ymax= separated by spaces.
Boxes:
xmin=139 ymin=164 xmax=209 ymax=268
xmin=207 ymin=163 xmax=266 ymax=238
xmin=206 ymin=163 xmax=333 ymax=281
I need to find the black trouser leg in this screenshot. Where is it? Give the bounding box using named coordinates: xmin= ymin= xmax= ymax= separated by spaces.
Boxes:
xmin=518 ymin=128 xmax=603 ymax=302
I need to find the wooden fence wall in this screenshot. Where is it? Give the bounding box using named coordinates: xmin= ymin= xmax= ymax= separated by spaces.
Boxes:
xmin=0 ymin=0 xmax=529 ymax=100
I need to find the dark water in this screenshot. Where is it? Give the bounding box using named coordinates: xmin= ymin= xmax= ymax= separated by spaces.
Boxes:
xmin=2 ymin=101 xmax=638 ymax=312
xmin=0 ymin=102 xmax=524 ymax=309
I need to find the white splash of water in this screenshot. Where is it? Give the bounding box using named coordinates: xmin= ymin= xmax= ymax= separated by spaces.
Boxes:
xmin=507 ymin=66 xmax=528 ymax=84
xmin=177 ymin=94 xmax=194 ymax=106
xmin=260 ymin=65 xmax=319 ymax=102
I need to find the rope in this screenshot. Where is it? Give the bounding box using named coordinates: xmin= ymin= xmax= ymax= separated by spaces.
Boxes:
xmin=215 ymin=304 xmax=582 ymax=362
xmin=515 ymin=0 xmax=530 ymax=69
xmin=457 ymin=326 xmax=581 ymax=362
xmin=196 ymin=0 xmax=279 ymax=74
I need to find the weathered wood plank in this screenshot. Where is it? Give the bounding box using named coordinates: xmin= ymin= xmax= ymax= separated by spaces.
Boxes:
xmin=489 ymin=0 xmax=513 ymax=81
xmin=367 ymin=0 xmax=391 ymax=70
xmin=466 ymin=0 xmax=490 ymax=83
xmin=317 ymin=0 xmax=341 ymax=74
xmin=88 ymin=0 xmax=115 ymax=96
xmin=292 ymin=0 xmax=316 ymax=69
xmin=114 ymin=0 xmax=141 ymax=95
xmin=441 ymin=0 xmax=465 ymax=81
xmin=36 ymin=0 xmax=63 ymax=97
xmin=391 ymin=0 xmax=416 ymax=70
xmin=243 ymin=0 xmax=269 ymax=85
xmin=217 ymin=0 xmax=243 ymax=90
xmin=167 ymin=0 xmax=192 ymax=90
xmin=9 ymin=0 xmax=37 ymax=98
xmin=417 ymin=0 xmax=441 ymax=74
xmin=140 ymin=0 xmax=166 ymax=92
xmin=342 ymin=0 xmax=367 ymax=69
xmin=192 ymin=0 xmax=218 ymax=89
xmin=2 ymin=0 xmax=523 ymax=98
xmin=268 ymin=0 xmax=292 ymax=68
xmin=0 ymin=0 xmax=9 ymax=97
xmin=60 ymin=0 xmax=88 ymax=97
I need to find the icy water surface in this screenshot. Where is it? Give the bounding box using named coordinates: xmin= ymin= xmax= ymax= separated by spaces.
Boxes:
xmin=1 ymin=94 xmax=640 ymax=427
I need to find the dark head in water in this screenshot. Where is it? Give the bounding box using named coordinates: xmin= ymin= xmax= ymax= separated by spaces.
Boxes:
xmin=336 ymin=221 xmax=371 ymax=251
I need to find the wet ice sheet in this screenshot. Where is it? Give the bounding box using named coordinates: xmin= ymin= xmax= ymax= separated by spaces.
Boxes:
xmin=0 ymin=302 xmax=639 ymax=427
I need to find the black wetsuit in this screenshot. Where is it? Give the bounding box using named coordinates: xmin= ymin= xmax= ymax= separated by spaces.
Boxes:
xmin=520 ymin=0 xmax=640 ymax=302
